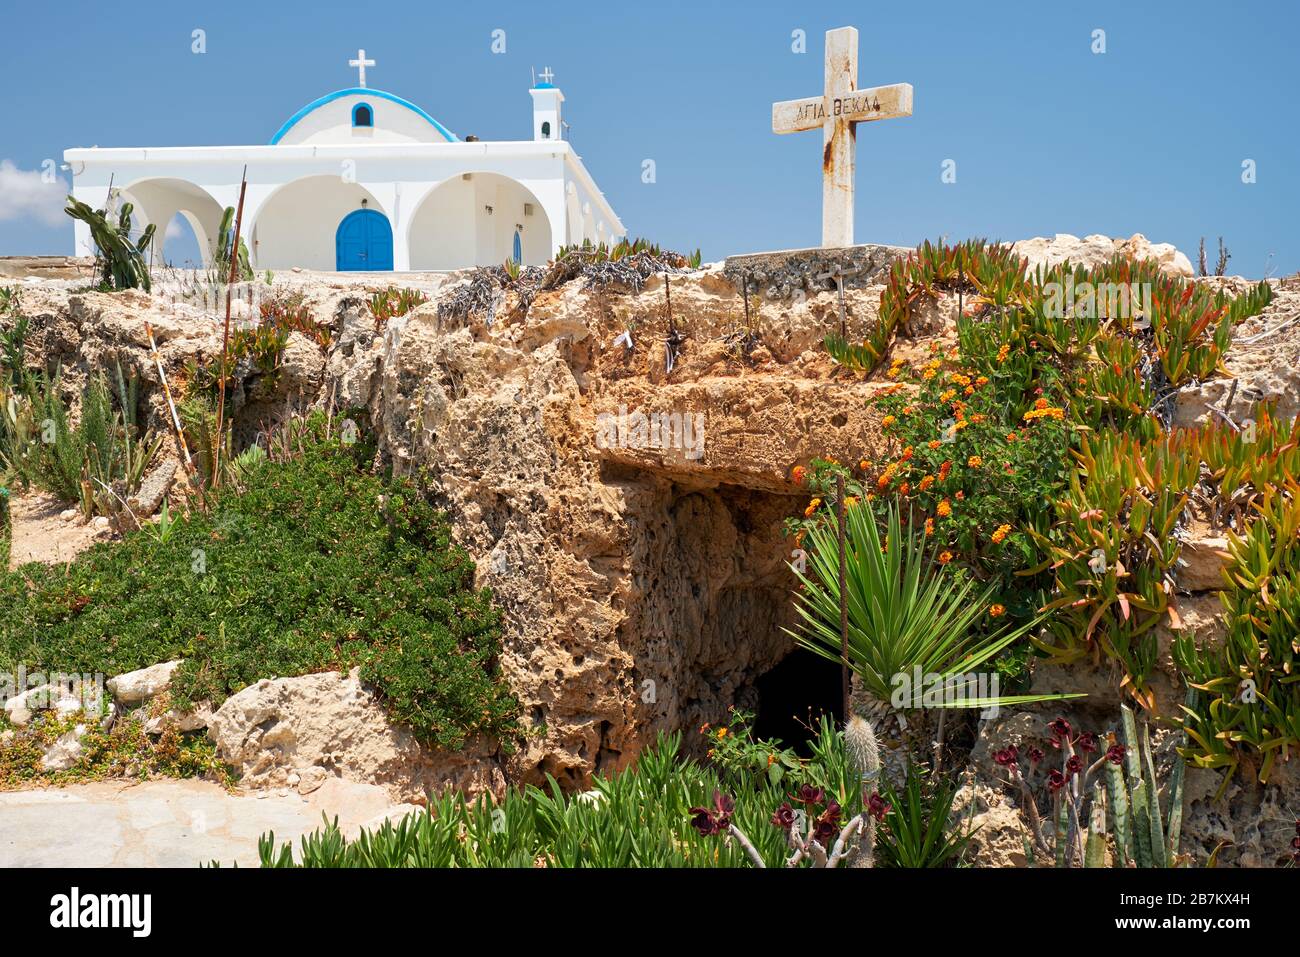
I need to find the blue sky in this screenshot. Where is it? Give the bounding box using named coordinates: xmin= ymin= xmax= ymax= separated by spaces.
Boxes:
xmin=2 ymin=0 xmax=1296 ymax=274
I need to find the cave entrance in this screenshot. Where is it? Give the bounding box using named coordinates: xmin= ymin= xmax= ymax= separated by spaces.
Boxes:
xmin=751 ymin=647 xmax=844 ymax=755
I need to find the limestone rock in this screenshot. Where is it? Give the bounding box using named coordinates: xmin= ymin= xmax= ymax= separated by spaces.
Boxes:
xmin=4 ymin=682 xmax=98 ymax=727
xmin=106 ymin=660 xmax=183 ymax=706
xmin=1011 ymin=233 xmax=1193 ymax=277
xmin=1172 ymin=284 xmax=1300 ymax=429
xmin=40 ymin=724 xmax=88 ymax=771
xmin=142 ymin=703 xmax=211 ymax=735
xmin=127 ymin=460 xmax=178 ymax=518
xmin=951 ymin=783 xmax=1030 ymax=868
xmin=1177 ymin=536 xmax=1230 ymax=593
xmin=205 ymin=668 xmax=503 ymax=803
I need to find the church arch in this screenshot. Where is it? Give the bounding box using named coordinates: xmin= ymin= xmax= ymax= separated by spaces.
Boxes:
xmin=407 ymin=172 xmax=552 ymax=270
xmin=118 ymin=177 xmax=225 ymax=267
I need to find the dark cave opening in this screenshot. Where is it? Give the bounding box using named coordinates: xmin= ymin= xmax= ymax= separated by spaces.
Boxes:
xmin=751 ymin=647 xmax=844 ymax=755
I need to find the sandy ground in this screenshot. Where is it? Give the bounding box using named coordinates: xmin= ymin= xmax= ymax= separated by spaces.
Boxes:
xmin=0 ymin=777 xmax=420 ymax=867
xmin=6 ymin=491 xmax=110 ymax=569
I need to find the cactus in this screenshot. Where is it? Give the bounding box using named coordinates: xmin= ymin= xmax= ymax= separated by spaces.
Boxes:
xmin=1109 ymin=693 xmax=1191 ymax=868
xmin=65 ymin=196 xmax=155 ymax=292
xmin=214 ymin=206 xmax=253 ymax=282
xmin=844 ymin=714 xmax=880 ymax=868
xmin=998 ymin=697 xmax=1191 ymax=868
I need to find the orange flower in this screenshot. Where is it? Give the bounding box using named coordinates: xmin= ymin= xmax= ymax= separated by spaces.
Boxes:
xmin=767 ymin=754 xmax=776 ymax=767
xmin=791 ymin=465 xmax=807 ymax=485
xmin=928 ymin=440 xmax=942 ymax=450
xmin=804 ymin=498 xmax=822 ymax=517
xmin=964 ymin=386 xmax=974 ymax=396
xmin=844 ymin=495 xmax=859 ymax=508
xmin=859 ymin=459 xmax=871 ymax=471
xmin=938 ymin=550 xmax=954 ymax=564
xmin=938 ymin=461 xmax=952 ymax=481
xmin=924 ymin=517 xmax=935 ymax=535
xmin=918 ymin=475 xmax=934 ymax=492
xmin=976 ymin=376 xmax=989 ymax=386
xmin=882 ymin=415 xmax=897 ymax=429
xmin=1034 ymin=397 xmax=1049 ymax=410
xmin=989 ymin=603 xmax=1006 ymax=618
xmin=898 ymin=482 xmax=910 ymax=496
xmin=1006 ymin=432 xmax=1017 ymax=442
xmin=996 ymin=343 xmax=1010 ymax=363
xmin=991 ymin=523 xmax=1012 ymax=544
xmin=939 ymin=389 xmax=956 ymax=403
xmin=717 ymin=727 xmax=728 ymax=739
xmin=901 ymin=446 xmax=914 ymax=461
xmin=902 ymin=405 xmax=914 ymax=415
xmin=1023 ymin=406 xmax=1065 ymax=422
xmin=955 ymin=491 xmax=965 ymax=501
xmin=970 ymin=413 xmax=986 ymax=424
xmin=967 ymin=455 xmax=982 ymax=468
xmin=937 ymin=499 xmax=952 ymax=518
xmin=699 ymin=723 xmax=711 ymax=734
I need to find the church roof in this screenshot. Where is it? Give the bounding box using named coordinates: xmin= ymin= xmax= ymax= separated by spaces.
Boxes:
xmin=269 ymin=88 xmax=459 ymax=144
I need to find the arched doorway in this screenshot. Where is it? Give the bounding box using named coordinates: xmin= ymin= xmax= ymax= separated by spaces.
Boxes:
xmin=249 ymin=176 xmax=385 ymax=271
xmin=336 ymin=209 xmax=393 ymax=271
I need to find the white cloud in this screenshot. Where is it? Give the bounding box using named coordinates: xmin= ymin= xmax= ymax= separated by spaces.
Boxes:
xmin=165 ymin=216 xmax=185 ymax=241
xmin=0 ymin=159 xmax=69 ymax=227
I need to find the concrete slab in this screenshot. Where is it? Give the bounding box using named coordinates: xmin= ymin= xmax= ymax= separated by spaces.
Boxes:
xmin=0 ymin=777 xmax=418 ymax=868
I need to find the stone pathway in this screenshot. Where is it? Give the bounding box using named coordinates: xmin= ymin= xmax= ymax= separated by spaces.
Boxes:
xmin=0 ymin=777 xmax=420 ymax=867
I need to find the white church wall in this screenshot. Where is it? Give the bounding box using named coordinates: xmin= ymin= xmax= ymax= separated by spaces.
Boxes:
xmin=408 ymin=176 xmax=477 ymax=270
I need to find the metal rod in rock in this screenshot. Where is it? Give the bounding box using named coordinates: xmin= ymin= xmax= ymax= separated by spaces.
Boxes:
xmin=214 ymin=166 xmax=248 ymax=481
xmin=836 ymin=473 xmax=850 ymax=718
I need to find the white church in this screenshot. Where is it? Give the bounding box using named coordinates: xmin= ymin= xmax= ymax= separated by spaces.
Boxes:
xmin=63 ymin=54 xmax=626 ymax=273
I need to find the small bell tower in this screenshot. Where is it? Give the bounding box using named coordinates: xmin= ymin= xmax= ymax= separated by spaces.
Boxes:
xmin=530 ymin=67 xmax=564 ymax=141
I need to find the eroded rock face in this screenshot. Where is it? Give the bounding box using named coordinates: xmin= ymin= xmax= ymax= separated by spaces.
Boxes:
xmin=205 ymin=669 xmax=504 ymax=803
xmin=13 ymin=251 xmax=1297 ymax=834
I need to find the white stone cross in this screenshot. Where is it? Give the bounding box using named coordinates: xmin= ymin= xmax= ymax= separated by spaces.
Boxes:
xmin=349 ymin=49 xmax=375 ymax=88
xmin=772 ymin=27 xmax=912 ymax=248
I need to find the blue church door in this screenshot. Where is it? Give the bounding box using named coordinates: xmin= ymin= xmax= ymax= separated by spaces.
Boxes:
xmin=512 ymin=230 xmax=522 ymax=264
xmin=335 ymin=208 xmax=393 ymax=271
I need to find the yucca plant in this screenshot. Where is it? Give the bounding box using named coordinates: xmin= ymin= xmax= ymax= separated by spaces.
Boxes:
xmin=789 ymin=500 xmax=1079 ymax=716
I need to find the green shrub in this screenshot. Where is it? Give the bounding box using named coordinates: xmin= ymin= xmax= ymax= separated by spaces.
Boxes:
xmin=0 ymin=421 xmax=519 ymax=751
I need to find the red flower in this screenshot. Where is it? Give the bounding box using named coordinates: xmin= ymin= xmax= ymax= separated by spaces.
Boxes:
xmin=770 ymin=802 xmax=796 ymax=831
xmin=688 ymin=790 xmax=735 ymax=836
xmin=867 ymin=792 xmax=891 ymax=822
xmin=993 ymin=745 xmax=1019 ymax=768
